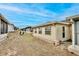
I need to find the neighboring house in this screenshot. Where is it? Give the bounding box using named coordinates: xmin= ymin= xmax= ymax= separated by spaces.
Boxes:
xmin=32 ymin=22 xmax=71 ymax=46
xmin=8 ymin=24 xmax=14 ymax=32
xmin=0 ymin=14 xmax=9 ymax=40
xmin=25 ymin=26 xmax=33 ymax=33
xmin=21 ymin=26 xmax=33 ymax=33
xmin=67 ymin=15 xmax=79 ymax=55
xmin=0 ymin=14 xmax=15 ymax=40
xmin=14 ymin=26 xmax=19 ymax=30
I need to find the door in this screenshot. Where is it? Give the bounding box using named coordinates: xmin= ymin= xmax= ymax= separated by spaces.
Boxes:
xmin=75 ymin=21 xmax=79 ymax=45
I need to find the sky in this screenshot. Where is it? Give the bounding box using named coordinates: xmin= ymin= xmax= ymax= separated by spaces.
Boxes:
xmin=0 ymin=3 xmax=79 ymax=28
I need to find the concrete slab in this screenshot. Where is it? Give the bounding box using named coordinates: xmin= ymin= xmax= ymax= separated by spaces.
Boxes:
xmin=68 ymin=45 xmax=79 ymax=55
xmin=0 ymin=34 xmax=7 ymax=41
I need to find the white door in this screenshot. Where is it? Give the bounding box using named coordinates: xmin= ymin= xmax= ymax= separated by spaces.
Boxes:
xmin=76 ymin=21 xmax=79 ymax=45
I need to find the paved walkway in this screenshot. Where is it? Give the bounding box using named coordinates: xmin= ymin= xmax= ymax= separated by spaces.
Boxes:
xmin=0 ymin=31 xmax=76 ymax=56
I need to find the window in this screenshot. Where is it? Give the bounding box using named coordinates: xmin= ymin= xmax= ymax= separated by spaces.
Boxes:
xmin=45 ymin=26 xmax=51 ymax=35
xmin=39 ymin=28 xmax=42 ymax=34
xmin=62 ymin=26 xmax=65 ymax=38
xmin=35 ymin=29 xmax=37 ymax=33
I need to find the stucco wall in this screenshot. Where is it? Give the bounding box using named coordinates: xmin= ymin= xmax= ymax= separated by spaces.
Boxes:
xmin=0 ymin=19 xmax=8 ymax=34
xmin=25 ymin=28 xmax=32 ymax=33
xmin=8 ymin=24 xmax=14 ymax=32
xmin=33 ymin=26 xmax=56 ymax=44
xmin=33 ymin=24 xmax=71 ymax=44
xmin=3 ymin=22 xmax=7 ymax=33
xmin=56 ymin=25 xmax=71 ymax=41
xmin=0 ymin=20 xmax=8 ymax=41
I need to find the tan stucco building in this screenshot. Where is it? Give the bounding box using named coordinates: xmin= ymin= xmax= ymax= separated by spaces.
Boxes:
xmin=0 ymin=14 xmax=9 ymax=34
xmin=0 ymin=14 xmax=15 ymax=40
xmin=0 ymin=14 xmax=9 ymax=40
xmin=32 ymin=22 xmax=71 ymax=46
xmin=23 ymin=26 xmax=32 ymax=33
xmin=67 ymin=15 xmax=79 ymax=55
xmin=8 ymin=24 xmax=15 ymax=32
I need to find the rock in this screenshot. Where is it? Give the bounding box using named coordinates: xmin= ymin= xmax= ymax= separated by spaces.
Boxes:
xmin=54 ymin=40 xmax=61 ymax=46
xmin=7 ymin=49 xmax=17 ymax=56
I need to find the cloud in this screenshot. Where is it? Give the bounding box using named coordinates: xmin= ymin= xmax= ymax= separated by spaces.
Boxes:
xmin=55 ymin=4 xmax=79 ymax=20
xmin=0 ymin=4 xmax=23 ymax=13
xmin=0 ymin=4 xmax=57 ymax=18
xmin=2 ymin=4 xmax=79 ymax=28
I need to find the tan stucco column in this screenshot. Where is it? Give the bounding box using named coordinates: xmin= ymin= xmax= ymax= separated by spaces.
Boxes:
xmin=72 ymin=20 xmax=76 ymax=47
xmin=42 ymin=27 xmax=45 ymax=35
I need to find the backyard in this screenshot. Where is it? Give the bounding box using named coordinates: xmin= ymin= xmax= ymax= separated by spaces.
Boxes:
xmin=0 ymin=31 xmax=76 ymax=56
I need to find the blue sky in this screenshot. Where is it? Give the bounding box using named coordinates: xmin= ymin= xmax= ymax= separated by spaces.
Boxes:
xmin=0 ymin=3 xmax=79 ymax=28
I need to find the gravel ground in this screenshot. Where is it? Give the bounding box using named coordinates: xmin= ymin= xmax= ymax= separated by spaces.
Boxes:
xmin=0 ymin=31 xmax=76 ymax=56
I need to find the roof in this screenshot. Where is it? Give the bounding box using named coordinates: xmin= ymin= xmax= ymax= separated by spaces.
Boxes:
xmin=66 ymin=14 xmax=79 ymax=20
xmin=21 ymin=26 xmax=32 ymax=30
xmin=0 ymin=13 xmax=15 ymax=26
xmin=33 ymin=21 xmax=70 ymax=28
xmin=0 ymin=13 xmax=10 ymax=24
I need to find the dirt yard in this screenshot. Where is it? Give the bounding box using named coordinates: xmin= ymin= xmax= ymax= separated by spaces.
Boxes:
xmin=0 ymin=31 xmax=76 ymax=56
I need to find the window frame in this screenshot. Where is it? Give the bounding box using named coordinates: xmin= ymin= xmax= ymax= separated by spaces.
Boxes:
xmin=62 ymin=26 xmax=65 ymax=38
xmin=34 ymin=28 xmax=37 ymax=33
xmin=45 ymin=26 xmax=51 ymax=35
xmin=38 ymin=27 xmax=42 ymax=34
